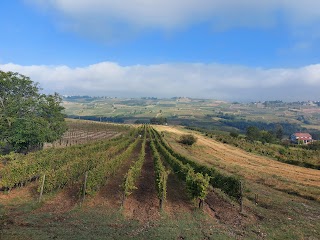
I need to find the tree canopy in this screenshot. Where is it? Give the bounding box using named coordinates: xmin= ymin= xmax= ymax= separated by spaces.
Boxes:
xmin=0 ymin=71 xmax=67 ymax=153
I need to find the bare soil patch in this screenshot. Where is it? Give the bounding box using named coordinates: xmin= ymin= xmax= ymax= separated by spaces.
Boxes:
xmin=164 ymin=166 xmax=195 ymax=217
xmin=204 ymin=190 xmax=256 ymax=228
xmin=123 ymin=141 xmax=160 ymax=222
xmin=0 ymin=182 xmax=37 ymax=204
xmin=34 ymin=184 xmax=79 ymax=214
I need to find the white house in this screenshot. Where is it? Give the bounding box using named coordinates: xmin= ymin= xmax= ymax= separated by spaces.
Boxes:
xmin=290 ymin=133 xmax=313 ymax=144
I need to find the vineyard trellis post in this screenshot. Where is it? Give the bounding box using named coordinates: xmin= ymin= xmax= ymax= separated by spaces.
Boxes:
xmin=239 ymin=181 xmax=243 ymax=213
xmin=38 ymin=174 xmax=46 ymax=203
xmin=255 ymin=193 xmax=258 ymax=205
xmin=121 ymin=192 xmax=126 ymax=207
xmin=82 ymin=171 xmax=88 ymax=204
xmin=199 ymin=199 xmax=204 ymax=209
xmin=159 ymin=172 xmax=167 ymax=210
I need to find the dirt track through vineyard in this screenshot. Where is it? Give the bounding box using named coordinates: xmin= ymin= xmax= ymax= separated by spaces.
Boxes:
xmin=154 ymin=125 xmax=320 ymax=199
xmin=123 ymin=141 xmax=160 ymax=221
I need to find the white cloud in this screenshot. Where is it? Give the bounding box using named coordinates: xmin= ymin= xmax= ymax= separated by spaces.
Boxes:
xmin=1 ymin=62 xmax=320 ymax=101
xmin=26 ymin=0 xmax=320 ymax=32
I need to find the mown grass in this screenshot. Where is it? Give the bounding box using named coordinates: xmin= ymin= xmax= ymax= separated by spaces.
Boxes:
xmin=1 ymin=200 xmax=243 ymax=240
xmin=156 ymin=128 xmax=320 ymax=239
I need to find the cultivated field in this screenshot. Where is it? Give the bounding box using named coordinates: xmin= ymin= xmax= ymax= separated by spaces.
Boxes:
xmin=0 ymin=120 xmax=319 ymax=239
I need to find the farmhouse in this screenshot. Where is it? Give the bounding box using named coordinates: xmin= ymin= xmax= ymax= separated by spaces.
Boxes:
xmin=290 ymin=133 xmax=313 ymax=144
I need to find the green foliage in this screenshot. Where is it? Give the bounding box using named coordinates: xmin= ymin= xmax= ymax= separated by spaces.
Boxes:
xmin=85 ymin=133 xmax=140 ymax=195
xmin=151 ymin=128 xmax=210 ymax=201
xmin=41 ymin=137 xmax=132 ymax=193
xmin=186 ymin=171 xmax=210 ymax=200
xmin=0 ymin=71 xmax=67 ymax=153
xmin=179 ymin=134 xmax=197 ymax=145
xmin=149 ymin=127 xmax=169 ymax=203
xmin=230 ymin=131 xmax=239 ymax=138
xmin=246 ymin=126 xmax=261 ymax=141
xmin=150 ymin=117 xmax=167 ymax=125
xmin=0 ymin=135 xmax=126 ymax=189
xmin=152 ymin=128 xmax=242 ymax=199
xmin=246 ymin=126 xmax=277 ymax=144
xmin=123 ymin=126 xmax=147 ymax=197
xmin=193 ymin=127 xmax=320 ymax=170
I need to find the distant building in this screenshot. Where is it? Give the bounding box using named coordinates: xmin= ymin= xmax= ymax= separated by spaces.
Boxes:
xmin=290 ymin=133 xmax=313 ymax=144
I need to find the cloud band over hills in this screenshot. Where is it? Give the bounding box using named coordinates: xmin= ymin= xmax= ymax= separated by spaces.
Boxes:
xmin=1 ymin=62 xmax=319 ymax=101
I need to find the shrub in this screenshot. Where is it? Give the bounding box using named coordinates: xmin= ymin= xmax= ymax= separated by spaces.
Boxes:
xmin=230 ymin=131 xmax=239 ymax=138
xmin=179 ymin=134 xmax=197 ymax=146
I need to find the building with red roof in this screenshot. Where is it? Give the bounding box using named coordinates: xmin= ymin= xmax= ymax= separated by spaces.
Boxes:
xmin=290 ymin=133 xmax=313 ymax=144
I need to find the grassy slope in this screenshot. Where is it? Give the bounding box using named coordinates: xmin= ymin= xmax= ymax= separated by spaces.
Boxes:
xmin=154 ymin=125 xmax=320 ymax=239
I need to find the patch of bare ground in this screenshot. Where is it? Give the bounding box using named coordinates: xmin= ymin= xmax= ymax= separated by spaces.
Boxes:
xmin=0 ymin=182 xmax=37 ymax=204
xmin=164 ymin=166 xmax=194 ymax=217
xmin=123 ymin=140 xmax=160 ymax=222
xmin=204 ymin=190 xmax=256 ymax=231
xmin=85 ymin=141 xmax=141 ymax=209
xmin=34 ymin=184 xmax=79 ymax=214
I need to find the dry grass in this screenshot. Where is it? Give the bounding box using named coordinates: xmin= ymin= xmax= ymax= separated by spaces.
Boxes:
xmin=154 ymin=125 xmax=320 ymax=201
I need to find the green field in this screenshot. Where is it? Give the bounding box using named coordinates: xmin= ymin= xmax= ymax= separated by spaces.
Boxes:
xmin=63 ymin=96 xmax=320 ymax=135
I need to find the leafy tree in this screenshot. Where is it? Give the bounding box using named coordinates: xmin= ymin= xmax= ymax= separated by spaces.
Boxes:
xmin=246 ymin=126 xmax=261 ymax=141
xmin=260 ymin=130 xmax=276 ymax=144
xmin=179 ymin=134 xmax=197 ymax=145
xmin=230 ymin=131 xmax=239 ymax=138
xmin=150 ymin=117 xmax=167 ymax=125
xmin=275 ymin=124 xmax=284 ymax=140
xmin=0 ymin=71 xmax=67 ymax=153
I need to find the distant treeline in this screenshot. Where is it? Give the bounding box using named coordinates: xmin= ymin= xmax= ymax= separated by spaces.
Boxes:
xmin=150 ymin=117 xmax=167 ymax=125
xmin=67 ymin=115 xmax=125 ymax=123
xmin=221 ymin=119 xmax=300 ymax=135
xmin=222 ymin=119 xmax=320 ymax=140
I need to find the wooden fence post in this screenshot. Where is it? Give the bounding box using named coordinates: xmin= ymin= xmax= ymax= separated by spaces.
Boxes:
xmin=82 ymin=171 xmax=88 ymax=204
xmin=255 ymin=193 xmax=258 ymax=205
xmin=38 ymin=174 xmax=46 ymax=203
xmin=160 ymin=188 xmax=165 ymax=210
xmin=121 ymin=192 xmax=126 ymax=207
xmin=239 ymin=181 xmax=243 ymax=213
xmin=199 ymin=199 xmax=204 ymax=209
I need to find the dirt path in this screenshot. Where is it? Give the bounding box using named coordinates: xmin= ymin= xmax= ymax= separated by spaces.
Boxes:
xmin=123 ymin=141 xmax=160 ymax=222
xmin=35 ymin=184 xmax=79 ymax=214
xmin=164 ymin=171 xmax=194 ymax=216
xmin=154 ymin=125 xmax=320 ymax=200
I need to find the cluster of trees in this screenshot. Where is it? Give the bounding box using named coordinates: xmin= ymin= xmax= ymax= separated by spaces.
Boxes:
xmin=68 ymin=115 xmax=125 ymax=123
xmin=0 ymin=71 xmax=67 ymax=153
xmin=245 ymin=125 xmax=283 ymax=143
xmin=150 ymin=117 xmax=167 ymax=125
xmin=222 ymin=119 xmax=301 ymax=136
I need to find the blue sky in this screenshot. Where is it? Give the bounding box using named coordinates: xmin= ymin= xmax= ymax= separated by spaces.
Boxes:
xmin=1 ymin=0 xmax=320 ymax=101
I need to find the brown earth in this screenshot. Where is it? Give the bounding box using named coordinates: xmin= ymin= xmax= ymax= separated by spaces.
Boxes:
xmin=204 ymin=190 xmax=256 ymax=229
xmin=0 ymin=182 xmax=37 ymax=204
xmin=34 ymin=184 xmax=79 ymax=214
xmin=123 ymin=140 xmax=160 ymax=222
xmin=164 ymin=166 xmax=195 ymax=217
